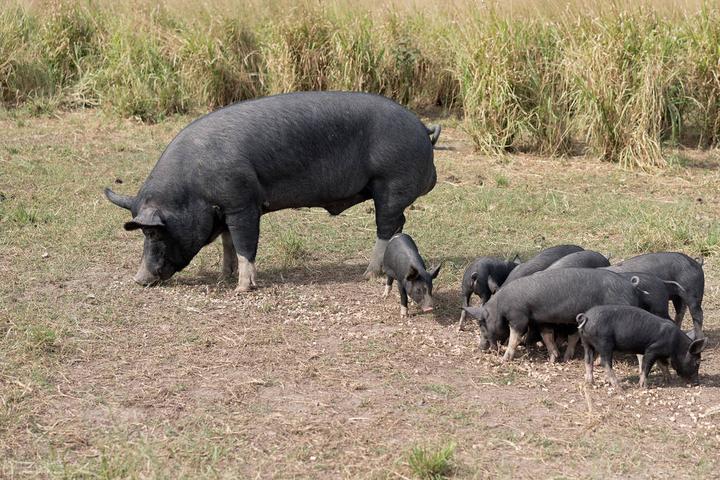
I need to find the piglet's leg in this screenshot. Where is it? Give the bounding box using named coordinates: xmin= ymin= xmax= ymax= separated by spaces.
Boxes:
xmin=540 ymin=327 xmax=561 ymax=363
xmin=583 ymin=341 xmax=595 ymax=384
xmin=601 ymin=353 xmax=620 ymax=388
xmin=383 ymin=276 xmax=394 ymax=298
xmin=671 ymin=298 xmax=687 ymax=328
xmin=688 ymin=302 xmax=704 ymax=339
xmin=639 ymin=353 xmax=659 ymax=389
xmin=563 ymin=333 xmax=580 ymax=362
xmin=657 ymin=359 xmax=671 ymax=384
xmin=458 ymin=292 xmax=472 ymax=332
xmin=502 ymin=328 xmax=522 ymax=362
xmin=398 ymin=283 xmax=409 ymax=318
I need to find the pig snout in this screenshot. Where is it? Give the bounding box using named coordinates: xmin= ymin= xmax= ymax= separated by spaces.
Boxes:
xmin=133 ymin=258 xmax=160 ymax=286
xmin=421 ymin=296 xmax=434 ymax=313
xmin=478 ymin=336 xmax=490 ymax=350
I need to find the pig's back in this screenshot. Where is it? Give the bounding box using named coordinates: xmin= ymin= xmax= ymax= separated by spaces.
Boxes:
xmin=500 ymin=268 xmax=638 ymax=324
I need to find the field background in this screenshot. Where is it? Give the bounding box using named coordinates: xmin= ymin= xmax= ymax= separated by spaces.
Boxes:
xmin=2 ymin=1 xmax=720 ymax=479
xmin=3 ymin=0 xmax=720 ymax=166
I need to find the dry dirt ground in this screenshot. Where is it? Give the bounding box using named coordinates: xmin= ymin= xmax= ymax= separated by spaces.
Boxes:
xmin=1 ymin=110 xmax=720 ymax=479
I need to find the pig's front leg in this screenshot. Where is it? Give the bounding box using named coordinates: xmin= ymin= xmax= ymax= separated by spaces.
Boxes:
xmin=458 ymin=291 xmax=472 ymax=332
xmin=502 ymin=327 xmax=523 ymax=362
xmin=540 ymin=327 xmax=561 ymax=363
xmin=639 ymin=352 xmax=659 ymax=388
xmin=398 ymin=283 xmax=409 ymax=317
xmin=383 ymin=276 xmax=394 ymax=298
xmin=226 ymin=207 xmax=260 ymax=293
xmin=657 ymin=358 xmax=671 ymax=384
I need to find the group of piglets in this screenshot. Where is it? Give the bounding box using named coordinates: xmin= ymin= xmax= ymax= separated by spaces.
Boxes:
xmin=382 ymin=238 xmax=708 ymax=389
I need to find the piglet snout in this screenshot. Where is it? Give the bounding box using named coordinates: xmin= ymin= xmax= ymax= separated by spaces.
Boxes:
xmin=422 ymin=306 xmax=434 ymax=313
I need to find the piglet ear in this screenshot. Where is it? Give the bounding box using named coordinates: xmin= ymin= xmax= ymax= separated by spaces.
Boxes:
xmin=406 ymin=266 xmax=419 ymax=281
xmin=429 ymin=264 xmax=441 ymax=279
xmin=689 ymin=338 xmax=707 ymax=355
xmin=511 ymin=253 xmax=521 ymax=264
xmin=124 ymin=208 xmax=165 ymax=231
xmin=470 ymin=272 xmax=479 ymax=283
xmin=487 ymin=275 xmax=499 ymax=293
xmin=576 ymin=313 xmax=588 ymax=329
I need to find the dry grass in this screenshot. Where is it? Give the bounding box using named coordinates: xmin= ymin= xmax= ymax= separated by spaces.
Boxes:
xmin=1 ymin=110 xmax=720 ymax=478
xmin=2 ymin=1 xmax=720 ymax=166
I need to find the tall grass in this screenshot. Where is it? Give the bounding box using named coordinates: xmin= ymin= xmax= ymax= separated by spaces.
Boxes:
xmin=1 ymin=1 xmax=719 ymax=167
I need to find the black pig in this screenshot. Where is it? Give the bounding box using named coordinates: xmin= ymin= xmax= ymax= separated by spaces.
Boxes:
xmin=546 ymin=250 xmax=610 ymax=270
xmin=577 ymin=305 xmax=706 ymax=388
xmin=105 ymin=92 xmax=440 ymax=291
xmin=458 ymin=257 xmax=518 ymax=331
xmin=607 ymin=252 xmax=704 ymax=337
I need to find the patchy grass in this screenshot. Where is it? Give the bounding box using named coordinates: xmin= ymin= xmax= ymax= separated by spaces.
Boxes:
xmin=407 ymin=442 xmax=456 ymax=480
xmin=1 ymin=111 xmax=720 ymax=478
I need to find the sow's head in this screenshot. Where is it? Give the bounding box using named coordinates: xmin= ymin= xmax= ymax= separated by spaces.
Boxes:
xmin=105 ymin=188 xmax=204 ymax=286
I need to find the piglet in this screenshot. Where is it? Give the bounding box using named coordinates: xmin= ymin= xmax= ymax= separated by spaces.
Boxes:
xmin=382 ymin=233 xmax=440 ymax=317
xmin=577 ymin=305 xmax=706 ymax=388
xmin=458 ymin=257 xmax=518 ymax=331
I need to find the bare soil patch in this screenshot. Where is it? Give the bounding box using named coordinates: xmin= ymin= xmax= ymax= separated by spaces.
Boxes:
xmin=1 ymin=111 xmax=719 ymax=479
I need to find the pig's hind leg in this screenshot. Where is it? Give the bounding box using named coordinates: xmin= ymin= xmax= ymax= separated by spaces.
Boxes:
xmin=671 ymin=296 xmax=687 ymax=328
xmin=599 ymin=351 xmax=620 ymax=388
xmin=221 ymin=231 xmax=238 ymax=278
xmin=365 ymin=182 xmax=409 ymax=279
xmin=582 ymin=339 xmax=595 ymax=384
xmin=563 ymin=333 xmax=580 ymax=362
xmin=540 ymin=327 xmax=561 ymax=363
xmin=687 ymin=300 xmax=704 ymax=339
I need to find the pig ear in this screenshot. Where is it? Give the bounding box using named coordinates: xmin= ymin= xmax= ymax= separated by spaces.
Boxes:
xmin=429 ymin=264 xmax=441 ymax=279
xmin=689 ymin=338 xmax=707 ymax=355
xmin=576 ymin=313 xmax=588 ymax=328
xmin=470 ymin=272 xmax=479 ymax=283
xmin=406 ymin=266 xmax=419 ymax=281
xmin=105 ymin=188 xmax=135 ymax=211
xmin=511 ymin=253 xmax=521 ymax=264
xmin=487 ymin=275 xmax=499 ymax=293
xmin=124 ymin=208 xmax=165 ymax=231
